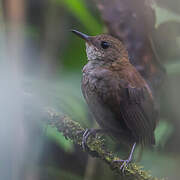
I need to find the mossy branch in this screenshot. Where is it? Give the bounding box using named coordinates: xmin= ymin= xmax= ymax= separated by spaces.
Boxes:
xmin=44 ymin=108 xmax=164 ymax=180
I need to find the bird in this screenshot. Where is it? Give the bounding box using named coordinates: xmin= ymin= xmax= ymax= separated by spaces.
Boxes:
xmin=71 ymin=30 xmax=158 ymax=170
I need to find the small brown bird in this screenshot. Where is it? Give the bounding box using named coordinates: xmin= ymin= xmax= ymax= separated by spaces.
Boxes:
xmin=72 ymin=30 xmax=158 ymax=169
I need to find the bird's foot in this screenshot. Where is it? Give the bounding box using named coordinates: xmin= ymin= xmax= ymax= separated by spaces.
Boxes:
xmin=113 ymin=158 xmax=131 ymax=173
xmin=82 ymin=129 xmax=97 ymax=151
xmin=113 ymin=143 xmax=136 ymax=172
xmin=82 ymin=128 xmax=103 ymax=157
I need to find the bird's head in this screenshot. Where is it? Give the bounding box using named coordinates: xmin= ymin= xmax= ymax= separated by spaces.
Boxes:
xmin=71 ymin=30 xmax=128 ymax=63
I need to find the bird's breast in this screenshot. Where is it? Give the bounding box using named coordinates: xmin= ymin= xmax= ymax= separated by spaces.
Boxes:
xmin=81 ymin=68 xmax=125 ymax=132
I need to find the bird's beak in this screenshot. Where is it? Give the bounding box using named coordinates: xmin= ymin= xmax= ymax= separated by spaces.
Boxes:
xmin=71 ymin=30 xmax=90 ymax=42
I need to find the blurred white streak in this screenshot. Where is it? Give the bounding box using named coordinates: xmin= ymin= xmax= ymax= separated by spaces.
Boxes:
xmin=0 ymin=0 xmax=30 ymax=180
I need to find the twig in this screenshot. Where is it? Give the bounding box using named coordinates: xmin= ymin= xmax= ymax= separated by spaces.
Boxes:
xmin=44 ymin=108 xmax=164 ymax=180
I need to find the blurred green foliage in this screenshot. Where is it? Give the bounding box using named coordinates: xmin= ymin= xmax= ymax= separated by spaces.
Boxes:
xmin=46 ymin=126 xmax=74 ymax=152
xmin=62 ymin=34 xmax=87 ymax=71
xmin=54 ymin=0 xmax=102 ymax=34
xmin=155 ymin=120 xmax=174 ymax=147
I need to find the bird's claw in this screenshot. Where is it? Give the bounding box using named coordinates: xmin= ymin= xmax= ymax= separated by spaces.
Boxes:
xmin=82 ymin=128 xmax=101 ymax=150
xmin=113 ymin=158 xmax=131 ymax=173
xmin=82 ymin=129 xmax=90 ymax=151
xmin=81 ymin=129 xmax=101 ymax=157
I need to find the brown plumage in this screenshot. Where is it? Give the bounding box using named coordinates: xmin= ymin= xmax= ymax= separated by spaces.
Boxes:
xmin=72 ymin=30 xmax=158 ymax=168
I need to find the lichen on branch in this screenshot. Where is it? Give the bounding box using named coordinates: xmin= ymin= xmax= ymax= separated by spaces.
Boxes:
xmin=44 ymin=108 xmax=163 ymax=180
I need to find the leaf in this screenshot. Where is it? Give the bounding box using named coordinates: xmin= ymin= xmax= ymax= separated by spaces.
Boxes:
xmin=46 ymin=125 xmax=74 ymax=152
xmin=154 ymin=120 xmax=174 ymax=147
xmin=53 ymin=0 xmax=102 ymax=34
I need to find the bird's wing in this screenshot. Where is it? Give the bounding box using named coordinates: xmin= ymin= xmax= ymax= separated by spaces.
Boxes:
xmin=120 ymin=86 xmax=157 ymax=145
xmin=96 ymin=68 xmax=157 ymax=145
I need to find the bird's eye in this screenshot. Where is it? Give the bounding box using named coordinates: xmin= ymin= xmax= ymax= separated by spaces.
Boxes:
xmin=101 ymin=41 xmax=110 ymax=49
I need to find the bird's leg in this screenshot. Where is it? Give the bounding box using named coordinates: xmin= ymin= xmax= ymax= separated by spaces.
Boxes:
xmin=82 ymin=129 xmax=106 ymax=151
xmin=114 ymin=142 xmax=136 ymax=172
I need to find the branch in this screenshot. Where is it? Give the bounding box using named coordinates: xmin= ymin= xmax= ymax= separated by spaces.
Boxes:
xmin=44 ymin=108 xmax=163 ymax=180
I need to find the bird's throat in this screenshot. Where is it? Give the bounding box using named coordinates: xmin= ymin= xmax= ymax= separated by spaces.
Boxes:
xmin=86 ymin=43 xmax=104 ymax=61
